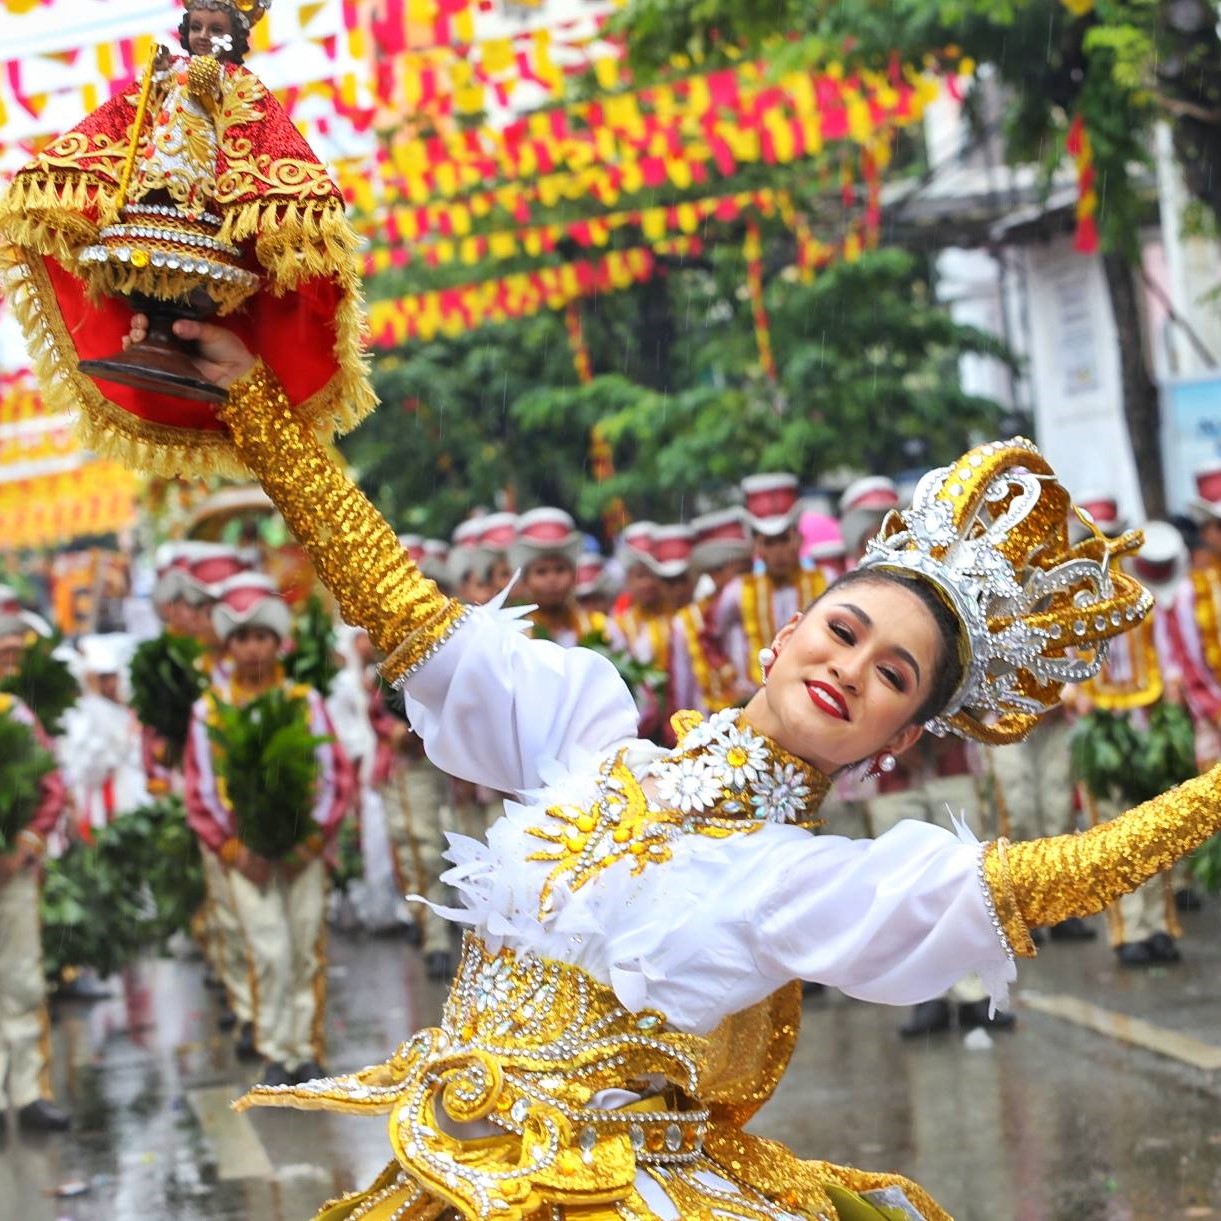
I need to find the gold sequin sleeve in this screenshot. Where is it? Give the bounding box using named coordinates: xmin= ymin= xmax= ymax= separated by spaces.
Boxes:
xmin=218 ymin=362 xmax=467 ymax=686
xmin=983 ymin=764 xmax=1221 ymax=956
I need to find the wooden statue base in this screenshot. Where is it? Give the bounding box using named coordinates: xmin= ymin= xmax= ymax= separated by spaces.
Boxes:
xmin=78 ymin=294 xmax=226 ymax=405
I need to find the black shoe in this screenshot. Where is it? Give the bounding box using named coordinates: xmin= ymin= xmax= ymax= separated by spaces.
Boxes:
xmin=1175 ymin=886 xmax=1204 ymax=913
xmin=1116 ymin=941 xmax=1155 ymax=967
xmin=1030 ymin=927 xmax=1047 ymax=947
xmin=899 ymin=999 xmax=951 ymax=1038
xmin=217 ymin=1006 xmax=237 ymax=1031
xmin=235 ymin=1021 xmax=260 ymax=1061
xmin=1049 ymin=917 xmax=1097 ymax=942
xmin=17 ymin=1099 xmax=71 ymax=1132
xmin=55 ymin=972 xmax=112 ymax=1001
xmin=292 ymin=1060 xmax=326 ymax=1083
xmin=957 ymin=999 xmax=1017 ymax=1031
xmin=424 ymin=950 xmax=454 ymax=981
xmin=259 ymin=1061 xmax=295 ymax=1088
xmin=1145 ymin=932 xmax=1182 ymax=963
xmin=801 ymin=980 xmax=825 ymax=998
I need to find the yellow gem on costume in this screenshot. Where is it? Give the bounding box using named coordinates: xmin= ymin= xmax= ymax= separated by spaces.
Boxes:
xmin=576 ymin=814 xmax=595 ymax=833
xmin=726 ymin=746 xmax=748 ymax=767
xmin=564 ymin=834 xmax=584 ymax=854
xmin=612 ymin=826 xmax=631 ymax=844
xmin=130 ymin=249 xmax=150 ymax=268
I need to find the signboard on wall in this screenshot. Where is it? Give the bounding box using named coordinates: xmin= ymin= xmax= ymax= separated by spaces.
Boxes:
xmin=1161 ymin=373 xmax=1221 ymax=511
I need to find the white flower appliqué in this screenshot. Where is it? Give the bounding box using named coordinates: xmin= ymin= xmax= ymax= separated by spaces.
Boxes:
xmin=750 ymin=761 xmax=813 ymax=824
xmin=654 ymin=755 xmax=722 ymax=814
xmin=707 ymin=724 xmax=770 ymax=791
xmin=211 ymin=33 xmax=234 ymax=53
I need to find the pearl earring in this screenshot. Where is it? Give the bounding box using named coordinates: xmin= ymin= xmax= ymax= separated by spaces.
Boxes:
xmin=758 ymin=647 xmax=776 ymax=682
xmin=876 ymin=752 xmax=896 ymax=774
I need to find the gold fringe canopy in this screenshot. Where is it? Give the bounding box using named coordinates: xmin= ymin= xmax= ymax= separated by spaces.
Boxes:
xmin=0 ymin=237 xmax=373 ymax=479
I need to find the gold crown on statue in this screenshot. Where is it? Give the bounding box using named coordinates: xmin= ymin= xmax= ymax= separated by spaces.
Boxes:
xmin=184 ymin=0 xmax=271 ymax=29
xmin=860 ymin=438 xmax=1154 ymax=745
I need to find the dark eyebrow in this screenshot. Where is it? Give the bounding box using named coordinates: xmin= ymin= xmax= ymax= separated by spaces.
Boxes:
xmin=835 ymin=602 xmax=872 ymax=626
xmin=892 ymin=646 xmax=922 ymax=687
xmin=835 ymin=602 xmax=922 ymax=685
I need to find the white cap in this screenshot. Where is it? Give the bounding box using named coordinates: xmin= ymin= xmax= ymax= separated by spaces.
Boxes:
xmin=211 ymin=572 xmax=292 ymax=642
xmin=741 ymin=473 xmax=802 ymax=537
xmin=509 ymin=508 xmax=583 ymax=570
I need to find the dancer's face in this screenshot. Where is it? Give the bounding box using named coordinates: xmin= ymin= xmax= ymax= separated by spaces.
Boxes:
xmin=187 ymin=9 xmax=235 ymax=58
xmin=744 ymin=579 xmax=939 ymax=774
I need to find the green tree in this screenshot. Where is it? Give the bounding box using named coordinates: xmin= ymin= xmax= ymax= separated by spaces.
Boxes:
xmin=611 ymin=0 xmax=1221 ymax=516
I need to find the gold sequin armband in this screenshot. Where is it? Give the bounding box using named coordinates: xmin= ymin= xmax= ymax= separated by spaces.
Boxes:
xmin=982 ymin=764 xmax=1221 ymax=952
xmin=218 ymin=362 xmax=468 ymax=686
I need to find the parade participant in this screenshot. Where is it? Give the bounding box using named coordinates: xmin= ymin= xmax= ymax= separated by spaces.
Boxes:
xmin=612 ymin=524 xmax=671 ymax=668
xmin=652 ymin=524 xmax=697 ymax=615
xmin=574 ymin=554 xmax=617 ymax=617
xmin=669 ymin=509 xmax=752 ymax=717
xmin=714 ymin=473 xmax=825 ymax=693
xmin=512 ymin=509 xmax=610 ymax=647
xmin=184 ymin=572 xmax=353 ymax=1084
xmin=418 ymin=540 xmax=452 ymax=591
xmin=448 ymin=520 xmax=493 ymax=607
xmin=986 ymin=495 xmax=1135 ymax=949
xmin=328 ymin=625 xmax=400 ymax=932
xmin=0 ymin=613 xmax=71 ymax=1133
xmin=143 ymin=317 xmax=1221 ymax=1221
xmin=371 ymin=535 xmax=455 ymax=976
xmin=1175 ymin=465 xmax=1221 ymax=767
xmin=59 ymin=635 xmax=150 ymax=836
xmin=476 ymin=513 xmax=518 ymax=594
xmin=1078 ymin=521 xmax=1192 ymax=965
xmin=838 ymin=475 xmax=901 ymax=564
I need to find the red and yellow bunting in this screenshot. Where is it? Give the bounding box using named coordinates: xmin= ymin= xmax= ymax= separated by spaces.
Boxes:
xmin=0 ymin=463 xmax=138 ymax=549
xmin=338 ymin=62 xmax=936 ymax=219
xmin=1066 ymin=112 xmax=1099 ymax=254
xmin=364 ymin=186 xmax=779 ymax=274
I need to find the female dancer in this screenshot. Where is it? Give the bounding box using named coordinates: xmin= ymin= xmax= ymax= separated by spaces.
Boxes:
xmin=128 ymin=316 xmax=1221 ymax=1220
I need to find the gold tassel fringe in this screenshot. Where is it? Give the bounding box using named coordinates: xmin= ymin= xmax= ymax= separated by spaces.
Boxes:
xmin=0 ymin=243 xmax=375 ymax=479
xmin=0 ymin=172 xmax=113 ymax=266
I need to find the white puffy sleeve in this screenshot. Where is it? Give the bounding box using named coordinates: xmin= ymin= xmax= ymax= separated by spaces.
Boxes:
xmin=748 ymin=819 xmax=1014 ymax=1007
xmin=605 ymin=817 xmax=1016 ymax=1033
xmin=402 ymin=600 xmax=641 ymax=798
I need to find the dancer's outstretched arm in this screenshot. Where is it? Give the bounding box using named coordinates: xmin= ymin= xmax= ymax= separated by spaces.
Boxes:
xmin=132 ymin=318 xmax=639 ymax=794
xmin=983 ymin=770 xmax=1220 ymax=956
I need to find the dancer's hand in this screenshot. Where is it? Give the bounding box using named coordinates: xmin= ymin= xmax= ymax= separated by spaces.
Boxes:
xmin=123 ymin=315 xmax=257 ymax=390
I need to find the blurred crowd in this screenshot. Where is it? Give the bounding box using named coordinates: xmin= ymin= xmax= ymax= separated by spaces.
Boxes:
xmin=5 ymin=457 xmax=1221 ymax=1130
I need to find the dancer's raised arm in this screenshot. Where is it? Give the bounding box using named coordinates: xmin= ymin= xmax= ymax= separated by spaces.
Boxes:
xmin=133 ymin=317 xmax=639 ymax=794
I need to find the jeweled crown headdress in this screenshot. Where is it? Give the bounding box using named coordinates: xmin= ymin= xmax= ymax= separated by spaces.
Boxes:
xmin=860 ymin=438 xmax=1153 ymax=745
xmin=184 ymin=0 xmax=270 ymax=29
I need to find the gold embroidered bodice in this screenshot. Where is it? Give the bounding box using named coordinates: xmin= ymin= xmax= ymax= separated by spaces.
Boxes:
xmin=526 ymin=707 xmax=830 ymax=919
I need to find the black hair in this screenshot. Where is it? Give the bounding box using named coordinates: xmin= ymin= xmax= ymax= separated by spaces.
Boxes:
xmin=814 ymin=566 xmax=966 ymax=727
xmin=178 ymin=7 xmax=250 ymax=64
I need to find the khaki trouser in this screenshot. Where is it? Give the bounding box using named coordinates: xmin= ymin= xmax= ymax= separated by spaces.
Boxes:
xmin=229 ymin=859 xmax=327 ymax=1069
xmin=202 ymin=849 xmax=252 ymax=1024
xmin=988 ymin=718 xmax=1074 ymax=841
xmin=0 ymin=870 xmax=51 ymax=1109
xmin=1085 ymin=792 xmax=1180 ymax=947
xmin=381 ymin=757 xmax=452 ymax=954
xmin=868 ymin=775 xmax=988 ymax=1005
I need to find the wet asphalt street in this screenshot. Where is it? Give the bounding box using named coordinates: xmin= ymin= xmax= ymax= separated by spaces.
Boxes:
xmin=5 ymin=899 xmax=1221 ymax=1221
